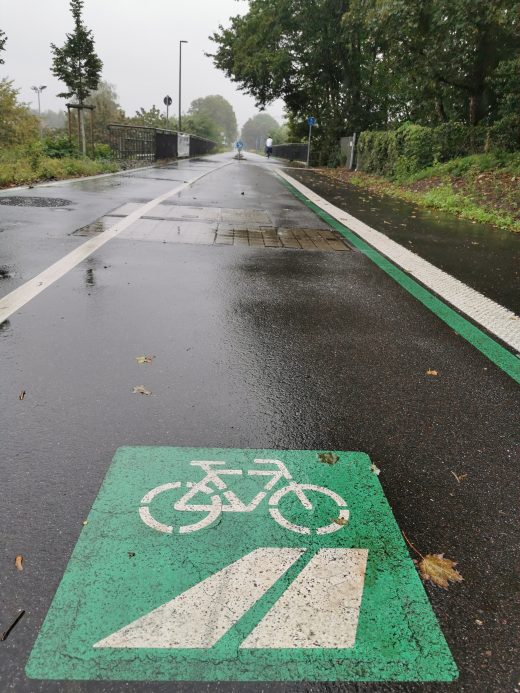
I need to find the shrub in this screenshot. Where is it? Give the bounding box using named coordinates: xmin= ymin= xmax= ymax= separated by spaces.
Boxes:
xmin=356 ymin=119 xmax=519 ymax=178
xmin=93 ymin=143 xmax=112 ymax=159
xmin=488 ymin=115 xmax=520 ymax=152
xmin=42 ymin=134 xmax=78 ymax=159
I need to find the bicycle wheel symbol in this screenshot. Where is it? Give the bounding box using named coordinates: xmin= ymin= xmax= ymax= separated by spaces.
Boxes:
xmin=139 ymin=483 xmax=222 ymax=535
xmin=269 ymin=484 xmax=349 ymax=535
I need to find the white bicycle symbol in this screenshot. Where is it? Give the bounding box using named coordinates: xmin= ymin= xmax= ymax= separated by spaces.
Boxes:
xmin=139 ymin=459 xmax=349 ymax=535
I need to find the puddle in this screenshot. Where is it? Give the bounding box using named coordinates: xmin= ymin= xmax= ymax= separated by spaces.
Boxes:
xmin=72 ymin=218 xmax=113 ymax=237
xmin=0 ymin=265 xmax=16 ymax=279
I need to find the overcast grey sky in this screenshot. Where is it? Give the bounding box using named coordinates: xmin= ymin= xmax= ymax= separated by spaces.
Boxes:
xmin=0 ymin=0 xmax=285 ymax=129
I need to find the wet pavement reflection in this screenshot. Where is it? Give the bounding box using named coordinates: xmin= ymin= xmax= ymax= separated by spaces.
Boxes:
xmin=287 ymin=169 xmax=520 ymax=314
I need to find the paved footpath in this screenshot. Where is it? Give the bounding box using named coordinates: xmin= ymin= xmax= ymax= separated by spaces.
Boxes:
xmin=0 ymin=152 xmax=518 ymax=692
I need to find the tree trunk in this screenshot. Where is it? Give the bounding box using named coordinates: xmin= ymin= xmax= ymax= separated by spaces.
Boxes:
xmin=79 ymin=106 xmax=87 ymax=156
xmin=435 ymin=96 xmax=448 ymax=123
xmin=469 ymin=95 xmax=477 ymax=126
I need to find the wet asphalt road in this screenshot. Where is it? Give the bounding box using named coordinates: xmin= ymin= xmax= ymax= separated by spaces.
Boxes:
xmin=1 ymin=153 xmax=519 ymax=692
xmin=286 ymin=168 xmax=520 ymax=315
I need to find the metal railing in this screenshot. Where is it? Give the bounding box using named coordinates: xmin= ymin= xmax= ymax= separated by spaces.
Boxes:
xmin=271 ymin=143 xmax=308 ymax=163
xmin=107 ymin=124 xmax=217 ymax=160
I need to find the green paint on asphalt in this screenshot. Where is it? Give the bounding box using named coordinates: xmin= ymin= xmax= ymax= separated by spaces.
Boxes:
xmin=26 ymin=447 xmax=457 ymax=682
xmin=279 ymin=176 xmax=520 ymax=385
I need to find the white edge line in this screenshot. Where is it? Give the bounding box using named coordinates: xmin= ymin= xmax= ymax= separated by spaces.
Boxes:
xmin=276 ymin=169 xmax=520 ymax=352
xmin=0 ymin=160 xmax=232 ymax=324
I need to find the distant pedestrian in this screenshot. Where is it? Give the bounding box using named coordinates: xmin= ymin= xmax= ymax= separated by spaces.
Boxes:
xmin=265 ymin=136 xmax=273 ymax=158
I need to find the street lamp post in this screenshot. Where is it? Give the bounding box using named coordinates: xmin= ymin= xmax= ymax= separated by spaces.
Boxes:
xmin=31 ymin=85 xmax=47 ymax=137
xmin=178 ymin=40 xmax=188 ymax=131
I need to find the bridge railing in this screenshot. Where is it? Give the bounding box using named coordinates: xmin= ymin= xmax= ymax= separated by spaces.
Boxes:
xmin=107 ymin=124 xmax=217 ymax=161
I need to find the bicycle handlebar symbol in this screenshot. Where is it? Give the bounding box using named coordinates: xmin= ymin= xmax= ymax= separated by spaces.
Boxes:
xmin=139 ymin=459 xmax=349 ymax=535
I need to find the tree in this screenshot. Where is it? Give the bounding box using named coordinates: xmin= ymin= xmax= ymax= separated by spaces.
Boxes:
xmin=210 ymin=0 xmax=373 ymax=153
xmin=188 ymin=95 xmax=237 ymax=145
xmin=181 ymin=112 xmax=221 ymax=142
xmin=0 ymin=29 xmax=6 ymax=65
xmin=241 ymin=113 xmax=279 ymax=149
xmin=86 ymin=81 xmax=125 ymax=143
xmin=0 ymin=79 xmax=39 ymax=146
xmin=347 ymin=0 xmax=520 ymax=126
xmin=128 ymin=105 xmax=172 ymax=129
xmin=210 ymin=0 xmax=520 ymax=152
xmin=51 ymin=0 xmax=103 ymax=154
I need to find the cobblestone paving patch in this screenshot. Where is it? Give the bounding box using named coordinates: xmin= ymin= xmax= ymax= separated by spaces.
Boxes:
xmin=75 ymin=211 xmax=351 ymax=252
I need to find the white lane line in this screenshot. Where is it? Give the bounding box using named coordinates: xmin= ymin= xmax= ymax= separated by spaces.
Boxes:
xmin=0 ymin=161 xmax=231 ymax=324
xmin=277 ymin=169 xmax=520 ymax=352
xmin=241 ymin=548 xmax=368 ymax=649
xmin=93 ymin=548 xmax=304 ymax=649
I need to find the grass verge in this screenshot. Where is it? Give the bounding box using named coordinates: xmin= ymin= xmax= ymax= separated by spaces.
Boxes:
xmin=318 ymin=152 xmax=520 ymax=233
xmin=0 ymin=154 xmax=121 ymax=188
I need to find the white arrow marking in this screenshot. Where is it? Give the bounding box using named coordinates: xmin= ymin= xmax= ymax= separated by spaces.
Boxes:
xmin=93 ymin=548 xmax=304 ymax=649
xmin=241 ymin=548 xmax=368 ymax=649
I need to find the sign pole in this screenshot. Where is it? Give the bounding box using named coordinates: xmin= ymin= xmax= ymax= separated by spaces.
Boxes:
xmin=163 ymin=95 xmax=172 ymax=130
xmin=306 ymin=116 xmax=316 ymax=167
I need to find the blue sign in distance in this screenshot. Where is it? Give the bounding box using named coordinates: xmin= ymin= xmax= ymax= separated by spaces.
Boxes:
xmin=236 ymin=140 xmax=244 ymax=150
xmin=307 ymin=117 xmax=317 ymax=126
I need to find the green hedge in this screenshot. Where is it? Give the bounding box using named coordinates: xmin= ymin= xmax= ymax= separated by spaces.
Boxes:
xmin=356 ymin=118 xmax=520 ymax=178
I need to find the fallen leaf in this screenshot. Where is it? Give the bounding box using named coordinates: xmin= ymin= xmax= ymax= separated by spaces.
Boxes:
xmin=450 ymin=471 xmax=467 ymax=483
xmin=317 ymin=452 xmax=339 ymax=465
xmin=370 ymin=463 xmax=381 ymax=475
xmin=333 ymin=516 xmax=348 ymax=526
xmin=82 ymin=520 xmax=88 ymax=526
xmin=133 ymin=386 xmax=152 ymax=396
xmin=417 ymin=553 xmax=463 ymax=590
xmin=18 ymin=390 xmax=26 ymax=400
xmin=128 ymin=551 xmax=136 ymax=558
xmin=15 ymin=555 xmax=23 ymax=571
xmin=136 ymin=355 xmax=153 ymax=365
xmin=426 ymin=369 xmax=438 ymax=376
xmin=475 ymin=619 xmax=483 ymax=626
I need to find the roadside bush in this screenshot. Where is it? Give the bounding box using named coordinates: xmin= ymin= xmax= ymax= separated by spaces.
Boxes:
xmin=357 ymin=130 xmax=398 ymax=176
xmin=356 ymin=119 xmax=519 ymax=178
xmin=42 ymin=134 xmax=78 ymax=159
xmin=26 ymin=140 xmax=44 ymax=171
xmin=93 ymin=143 xmax=112 ymax=159
xmin=488 ymin=115 xmax=520 ymax=152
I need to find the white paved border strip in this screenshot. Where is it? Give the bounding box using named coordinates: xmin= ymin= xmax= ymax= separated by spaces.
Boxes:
xmin=277 ymin=169 xmax=520 ymax=352
xmin=0 ymin=161 xmax=231 ymax=325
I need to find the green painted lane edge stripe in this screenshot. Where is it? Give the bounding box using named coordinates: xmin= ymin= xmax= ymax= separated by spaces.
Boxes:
xmin=279 ymin=175 xmax=520 ymax=385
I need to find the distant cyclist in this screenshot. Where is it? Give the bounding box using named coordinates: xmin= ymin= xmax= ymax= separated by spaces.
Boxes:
xmin=265 ymin=136 xmax=273 ymax=158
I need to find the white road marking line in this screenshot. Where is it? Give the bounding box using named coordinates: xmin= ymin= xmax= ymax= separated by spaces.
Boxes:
xmin=241 ymin=548 xmax=368 ymax=649
xmin=93 ymin=548 xmax=304 ymax=649
xmin=0 ymin=161 xmax=231 ymax=325
xmin=277 ymin=169 xmax=520 ymax=352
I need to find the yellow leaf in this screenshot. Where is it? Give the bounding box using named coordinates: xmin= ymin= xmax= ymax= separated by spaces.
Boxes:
xmin=417 ymin=553 xmax=463 ymax=590
xmin=15 ymin=555 xmax=23 ymax=571
xmin=136 ymin=355 xmax=153 ymax=364
xmin=426 ymin=369 xmax=438 ymax=376
xmin=133 ymin=386 xmax=152 ymax=396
